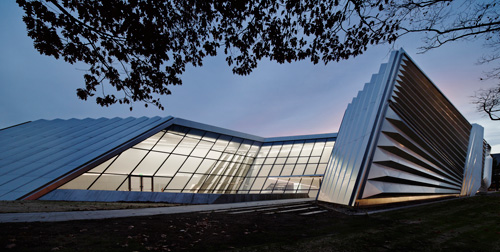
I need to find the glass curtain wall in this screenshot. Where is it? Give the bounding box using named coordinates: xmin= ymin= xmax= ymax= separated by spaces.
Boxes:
xmin=60 ymin=125 xmax=334 ymax=197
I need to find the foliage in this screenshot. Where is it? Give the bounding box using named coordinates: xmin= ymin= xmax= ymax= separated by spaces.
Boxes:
xmin=16 ymin=0 xmax=500 ymax=111
xmin=473 ymin=86 xmax=500 ymax=120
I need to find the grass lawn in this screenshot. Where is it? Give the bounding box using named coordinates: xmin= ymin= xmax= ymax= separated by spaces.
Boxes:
xmin=1 ymin=193 xmax=499 ymax=251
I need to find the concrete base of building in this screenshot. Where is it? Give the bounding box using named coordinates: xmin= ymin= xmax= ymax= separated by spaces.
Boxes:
xmin=39 ymin=189 xmax=310 ymax=204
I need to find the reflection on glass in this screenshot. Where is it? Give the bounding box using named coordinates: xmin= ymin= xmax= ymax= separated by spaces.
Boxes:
xmin=311 ymin=140 xmax=325 ymax=156
xmin=267 ymin=143 xmax=282 ymax=158
xmin=106 ymin=149 xmax=148 ymax=174
xmin=212 ymin=135 xmax=231 ymax=151
xmin=89 ymin=174 xmax=127 ymax=190
xmin=293 ymin=164 xmax=306 ymax=175
xmin=154 ymin=133 xmax=183 ymax=153
xmin=225 ymin=138 xmax=242 ymax=153
xmin=278 ymin=143 xmax=292 ymax=157
xmin=173 ymin=137 xmax=199 ymax=155
xmin=59 ymin=124 xmax=335 ymax=198
xmin=300 ymin=140 xmax=315 ymax=156
xmin=289 ymin=141 xmax=304 ymax=156
xmin=196 ymin=159 xmax=216 ymax=174
xmin=165 ymin=172 xmax=191 ymax=191
xmin=134 ymin=132 xmax=163 ymax=150
xmin=178 ymin=156 xmax=203 ymax=173
xmin=260 ymin=143 xmax=273 ymax=156
xmin=132 ymin=151 xmax=168 ymax=176
xmin=155 ymin=154 xmax=186 ymax=176
xmin=191 ymin=140 xmax=213 ymax=157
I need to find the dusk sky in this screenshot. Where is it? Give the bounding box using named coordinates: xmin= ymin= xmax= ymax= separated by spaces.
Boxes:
xmin=1 ymin=1 xmax=499 ymax=153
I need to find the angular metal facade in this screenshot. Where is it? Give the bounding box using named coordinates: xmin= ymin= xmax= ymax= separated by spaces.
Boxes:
xmin=318 ymin=49 xmax=490 ymax=206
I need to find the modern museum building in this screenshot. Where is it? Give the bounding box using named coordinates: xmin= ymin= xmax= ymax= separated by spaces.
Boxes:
xmin=0 ymin=49 xmax=493 ymax=207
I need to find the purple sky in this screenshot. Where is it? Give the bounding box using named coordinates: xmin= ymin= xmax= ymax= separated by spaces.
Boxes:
xmin=1 ymin=1 xmax=499 ymax=153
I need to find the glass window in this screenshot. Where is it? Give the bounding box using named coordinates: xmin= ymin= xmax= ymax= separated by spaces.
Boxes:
xmin=155 ymin=154 xmax=186 ymax=176
xmin=132 ymin=151 xmax=169 ymax=176
xmin=272 ymin=177 xmax=290 ymax=193
xmin=214 ymin=175 xmax=233 ymax=192
xmin=225 ymin=138 xmax=242 ymax=154
xmin=218 ymin=153 xmax=234 ymax=162
xmin=297 ymin=157 xmax=309 ymax=164
xmin=89 ymin=174 xmax=127 ymax=191
xmin=257 ymin=144 xmax=271 ymax=158
xmin=289 ymin=141 xmax=304 ymax=156
xmin=225 ymin=177 xmax=245 ymax=193
xmin=287 ymin=177 xmax=302 ymax=192
xmin=285 ymin=157 xmax=298 ymax=165
xmin=264 ymin=157 xmax=276 ymax=165
xmin=182 ymin=174 xmax=206 ymax=192
xmin=60 ymin=173 xmax=99 ymax=190
xmin=280 ymin=164 xmax=295 ymax=176
xmin=191 ymin=140 xmax=214 ymax=158
xmin=320 ymin=147 xmax=333 ymax=163
xmin=133 ymin=132 xmax=163 ymax=150
xmin=325 ymin=139 xmax=335 ymax=147
xmin=243 ymin=156 xmax=254 ymax=165
xmin=300 ymin=140 xmax=315 ymax=156
xmin=154 ymin=133 xmax=183 ymax=153
xmin=178 ymin=156 xmax=203 ymax=173
xmin=311 ymin=178 xmax=321 ymax=190
xmin=269 ymin=164 xmax=284 ymax=176
xmin=311 ymin=141 xmax=325 ymax=156
xmin=261 ymin=178 xmax=277 ymax=192
xmin=245 ymin=164 xmax=262 ymax=177
xmin=105 ymin=149 xmax=148 ymax=174
xmin=309 ymin=156 xmax=321 ymax=163
xmin=233 ymin=163 xmax=251 ymax=177
xmin=129 ymin=176 xmax=152 ymax=192
xmin=247 ymin=143 xmax=262 ymax=157
xmin=206 ymin=150 xmax=222 ymax=160
xmin=223 ymin=162 xmax=241 ymax=176
xmin=254 ymin=158 xmax=265 ymax=165
xmin=173 ymin=137 xmax=199 ymax=155
xmin=238 ymin=177 xmax=256 ymax=191
xmin=153 ymin=177 xmax=171 ymax=192
xmin=267 ymin=143 xmax=282 ymax=158
xmin=237 ymin=140 xmax=252 ymax=154
xmin=165 ymin=173 xmax=192 ymax=191
xmin=210 ymin=160 xmax=230 ymax=175
xmin=195 ymin=159 xmax=216 ymax=174
xmin=275 ymin=157 xmax=287 ymax=165
xmin=199 ymin=175 xmax=220 ymax=192
xmin=278 ymin=143 xmax=292 ymax=157
xmin=212 ymin=135 xmax=231 ymax=151
xmin=251 ymin=177 xmax=266 ymax=191
xmin=316 ymin=163 xmax=327 ymax=175
xmin=297 ymin=177 xmax=313 ymax=193
xmin=304 ymin=163 xmax=318 ymax=175
xmin=292 ymin=164 xmax=306 ymax=176
xmin=232 ymin=155 xmax=245 ymax=163
xmin=87 ymin=155 xmax=118 ymax=173
xmin=258 ymin=164 xmax=272 ymax=176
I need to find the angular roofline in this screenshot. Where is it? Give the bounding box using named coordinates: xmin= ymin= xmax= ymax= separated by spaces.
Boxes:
xmin=19 ymin=116 xmax=336 ymax=200
xmin=171 ymin=117 xmax=337 ymax=142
